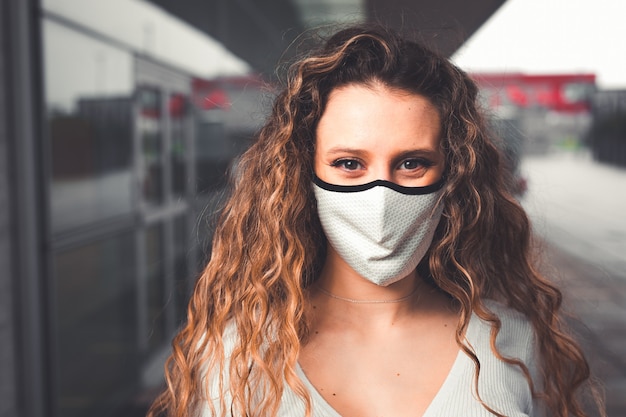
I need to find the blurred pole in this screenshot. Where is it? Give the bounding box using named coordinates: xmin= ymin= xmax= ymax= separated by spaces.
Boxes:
xmin=1 ymin=0 xmax=51 ymax=416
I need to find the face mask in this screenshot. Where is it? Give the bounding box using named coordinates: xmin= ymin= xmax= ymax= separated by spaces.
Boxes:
xmin=313 ymin=176 xmax=444 ymax=286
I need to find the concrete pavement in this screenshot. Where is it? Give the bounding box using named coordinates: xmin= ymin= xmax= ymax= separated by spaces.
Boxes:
xmin=520 ymin=151 xmax=626 ymax=416
xmin=521 ymin=152 xmax=626 ymax=279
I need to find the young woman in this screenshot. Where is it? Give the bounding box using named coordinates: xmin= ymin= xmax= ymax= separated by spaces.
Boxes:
xmin=148 ymin=25 xmax=603 ymax=417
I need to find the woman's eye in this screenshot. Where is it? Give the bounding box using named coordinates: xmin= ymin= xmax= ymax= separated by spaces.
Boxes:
xmin=400 ymin=159 xmax=430 ymax=170
xmin=331 ymin=159 xmax=362 ymax=171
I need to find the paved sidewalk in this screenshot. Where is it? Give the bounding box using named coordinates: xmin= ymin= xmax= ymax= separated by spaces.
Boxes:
xmin=541 ymin=242 xmax=626 ymax=417
xmin=521 ymin=152 xmax=626 ymax=279
xmin=520 ymin=151 xmax=626 ymax=415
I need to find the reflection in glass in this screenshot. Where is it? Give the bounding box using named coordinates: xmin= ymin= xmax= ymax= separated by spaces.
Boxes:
xmin=44 ymin=20 xmax=134 ymax=234
xmin=170 ymin=93 xmax=189 ymax=199
xmin=55 ymin=232 xmax=137 ymax=417
xmin=196 ymin=119 xmax=229 ymax=192
xmin=138 ymin=87 xmax=165 ymax=206
xmin=173 ymin=214 xmax=190 ymax=324
xmin=146 ymin=223 xmax=166 ymax=352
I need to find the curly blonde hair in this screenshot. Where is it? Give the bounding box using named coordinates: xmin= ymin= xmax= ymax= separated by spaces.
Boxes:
xmin=148 ymin=24 xmax=604 ymax=417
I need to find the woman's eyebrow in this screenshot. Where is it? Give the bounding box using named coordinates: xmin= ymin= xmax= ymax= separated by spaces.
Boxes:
xmin=323 ymin=147 xmax=442 ymax=160
xmin=324 ymin=147 xmax=369 ymax=157
xmin=392 ymin=149 xmax=442 ymax=159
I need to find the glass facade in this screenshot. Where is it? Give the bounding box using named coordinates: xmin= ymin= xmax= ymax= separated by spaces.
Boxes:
xmin=44 ymin=19 xmax=134 ymax=235
xmin=38 ymin=0 xmax=268 ymax=414
xmin=137 ymin=87 xmax=165 ymax=207
xmin=173 ymin=214 xmax=190 ymax=325
xmin=43 ymin=18 xmax=146 ymax=417
xmin=54 ymin=232 xmax=138 ymax=417
xmin=145 ymin=223 xmax=166 ymax=353
xmin=41 ymin=6 xmax=219 ymax=416
xmin=170 ymin=93 xmax=190 ymax=200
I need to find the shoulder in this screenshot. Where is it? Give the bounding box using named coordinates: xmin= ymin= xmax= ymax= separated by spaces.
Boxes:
xmin=422 ymin=300 xmax=546 ymax=416
xmin=465 ymin=299 xmax=544 ymax=416
xmin=479 ymin=299 xmax=536 ymax=359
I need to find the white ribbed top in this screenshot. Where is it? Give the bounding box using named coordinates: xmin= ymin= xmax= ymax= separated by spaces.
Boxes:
xmin=201 ymin=300 xmax=544 ymax=416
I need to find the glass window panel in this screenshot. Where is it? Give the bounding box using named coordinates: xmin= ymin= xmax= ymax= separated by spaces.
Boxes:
xmin=173 ymin=214 xmax=190 ymax=324
xmin=170 ymin=93 xmax=190 ymax=199
xmin=54 ymin=232 xmax=137 ymax=417
xmin=44 ymin=20 xmax=134 ymax=234
xmin=146 ymin=223 xmax=166 ymax=351
xmin=195 ymin=120 xmax=229 ymax=193
xmin=138 ymin=87 xmax=165 ymax=206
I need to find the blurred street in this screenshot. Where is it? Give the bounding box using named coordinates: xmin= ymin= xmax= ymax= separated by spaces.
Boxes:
xmin=522 ymin=151 xmax=626 ymax=416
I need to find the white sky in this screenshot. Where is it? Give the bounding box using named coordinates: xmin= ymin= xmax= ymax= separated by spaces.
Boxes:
xmin=451 ymin=0 xmax=626 ymax=89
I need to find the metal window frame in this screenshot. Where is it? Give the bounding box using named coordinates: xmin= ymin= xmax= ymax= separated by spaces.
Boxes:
xmin=2 ymin=0 xmax=52 ymax=416
xmin=133 ymin=54 xmax=196 ymax=355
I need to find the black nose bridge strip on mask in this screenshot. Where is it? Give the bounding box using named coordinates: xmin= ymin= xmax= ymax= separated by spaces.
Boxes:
xmin=312 ymin=175 xmax=445 ymax=195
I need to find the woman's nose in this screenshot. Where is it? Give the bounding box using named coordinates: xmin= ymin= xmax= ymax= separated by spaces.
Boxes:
xmin=370 ymin=163 xmax=394 ymax=182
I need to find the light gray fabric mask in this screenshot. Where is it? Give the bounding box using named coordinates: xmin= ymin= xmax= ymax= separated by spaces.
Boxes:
xmin=313 ymin=176 xmax=444 ymax=286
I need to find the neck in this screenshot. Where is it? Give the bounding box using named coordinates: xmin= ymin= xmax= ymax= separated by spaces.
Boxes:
xmin=310 ymin=256 xmax=427 ymax=327
xmin=315 ymin=283 xmax=421 ymax=304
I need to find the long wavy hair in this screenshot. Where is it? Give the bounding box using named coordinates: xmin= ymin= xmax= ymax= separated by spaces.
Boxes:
xmin=148 ymin=24 xmax=604 ymax=417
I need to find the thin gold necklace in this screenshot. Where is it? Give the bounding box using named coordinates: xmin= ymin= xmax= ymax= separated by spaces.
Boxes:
xmin=314 ymin=284 xmax=420 ymax=304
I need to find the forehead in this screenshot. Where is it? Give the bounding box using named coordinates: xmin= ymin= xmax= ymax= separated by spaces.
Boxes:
xmin=316 ymin=83 xmax=442 ymax=150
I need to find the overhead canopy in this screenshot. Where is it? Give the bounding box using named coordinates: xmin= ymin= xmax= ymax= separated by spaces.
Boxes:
xmin=146 ymin=0 xmax=506 ymax=75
